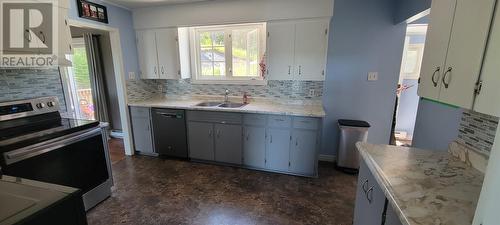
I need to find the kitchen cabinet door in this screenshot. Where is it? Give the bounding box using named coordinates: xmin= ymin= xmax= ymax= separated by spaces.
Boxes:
xmin=474 ymin=1 xmax=500 ymax=117
xmin=353 ymin=160 xmax=387 ymax=225
xmin=130 ymin=107 xmax=154 ymax=154
xmin=289 ymin=130 xmax=317 ymax=175
xmin=58 ymin=7 xmax=72 ymax=55
xmin=266 ymin=22 xmax=295 ymax=80
xmin=214 ymin=124 xmax=242 ymax=164
xmin=156 ymin=28 xmax=180 ymax=79
xmin=438 ymin=0 xmax=496 ymax=109
xmin=384 ymin=203 xmax=404 ymax=225
xmin=243 ymin=126 xmax=266 ymax=169
xmin=294 ymin=20 xmax=328 ymax=81
xmin=266 ymin=128 xmax=291 ymax=172
xmin=418 ymin=0 xmax=456 ymax=101
xmin=188 ymin=122 xmax=214 ymax=161
xmin=136 ymin=30 xmax=159 ymax=79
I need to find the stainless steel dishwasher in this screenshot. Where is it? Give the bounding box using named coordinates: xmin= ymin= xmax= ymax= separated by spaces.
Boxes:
xmin=151 ymin=108 xmax=188 ymax=158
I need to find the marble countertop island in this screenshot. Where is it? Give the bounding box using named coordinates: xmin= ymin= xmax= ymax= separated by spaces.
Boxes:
xmin=128 ymin=95 xmax=326 ymax=118
xmin=356 ymin=142 xmax=485 ymax=225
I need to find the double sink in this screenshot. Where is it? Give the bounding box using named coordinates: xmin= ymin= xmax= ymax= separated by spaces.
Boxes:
xmin=195 ymin=101 xmax=247 ymax=108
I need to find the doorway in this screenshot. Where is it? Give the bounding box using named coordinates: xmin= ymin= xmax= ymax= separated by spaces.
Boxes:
xmin=393 ymin=24 xmax=428 ymax=146
xmin=60 ymin=25 xmax=126 ymax=162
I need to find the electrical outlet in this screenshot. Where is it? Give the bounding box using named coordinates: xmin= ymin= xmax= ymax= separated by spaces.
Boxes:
xmin=157 ymin=84 xmax=164 ymax=92
xmin=368 ymin=72 xmax=378 ymax=81
xmin=128 ymin=72 xmax=136 ymax=79
xmin=309 ymin=89 xmax=316 ymax=97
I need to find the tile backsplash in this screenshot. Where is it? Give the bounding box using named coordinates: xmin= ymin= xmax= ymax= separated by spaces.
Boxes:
xmin=126 ymin=79 xmax=324 ymax=102
xmin=457 ymin=110 xmax=499 ymax=156
xmin=0 ymin=68 xmax=67 ymax=111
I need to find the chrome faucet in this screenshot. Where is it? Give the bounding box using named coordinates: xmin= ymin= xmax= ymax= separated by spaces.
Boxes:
xmin=224 ymin=89 xmax=230 ymax=102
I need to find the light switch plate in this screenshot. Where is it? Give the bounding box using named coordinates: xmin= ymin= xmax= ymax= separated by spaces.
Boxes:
xmin=128 ymin=72 xmax=136 ymax=79
xmin=368 ymin=72 xmax=378 ymax=81
xmin=309 ymin=89 xmax=316 ymax=97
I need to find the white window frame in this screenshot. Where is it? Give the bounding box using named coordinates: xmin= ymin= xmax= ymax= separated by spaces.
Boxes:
xmin=189 ymin=23 xmax=267 ymax=85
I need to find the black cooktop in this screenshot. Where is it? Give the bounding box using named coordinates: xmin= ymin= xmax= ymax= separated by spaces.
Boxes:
xmin=0 ymin=112 xmax=100 ymax=153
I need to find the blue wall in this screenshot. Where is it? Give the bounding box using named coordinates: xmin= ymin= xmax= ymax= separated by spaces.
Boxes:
xmin=68 ymin=0 xmax=139 ymax=77
xmin=412 ymin=99 xmax=463 ymax=150
xmin=394 ymin=0 xmax=432 ymax=24
xmin=321 ymin=0 xmax=407 ymax=155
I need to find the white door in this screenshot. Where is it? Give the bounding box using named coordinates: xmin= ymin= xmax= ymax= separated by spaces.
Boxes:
xmin=266 ymin=128 xmax=290 ymax=172
xmin=439 ymin=0 xmax=496 ymax=109
xmin=418 ymin=0 xmax=456 ymax=100
xmin=474 ymin=2 xmax=500 ymax=117
xmin=294 ymin=20 xmax=329 ymax=81
xmin=289 ymin=130 xmax=317 ymax=175
xmin=243 ymin=126 xmax=266 ymax=169
xmin=136 ymin=30 xmax=159 ymax=79
xmin=156 ymin=28 xmax=180 ymax=79
xmin=266 ymin=22 xmax=295 ymax=80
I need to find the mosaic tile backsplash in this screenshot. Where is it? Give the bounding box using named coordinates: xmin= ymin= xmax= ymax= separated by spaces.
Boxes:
xmin=0 ymin=68 xmax=67 ymax=112
xmin=457 ymin=110 xmax=499 ymax=156
xmin=126 ymin=79 xmax=324 ymax=101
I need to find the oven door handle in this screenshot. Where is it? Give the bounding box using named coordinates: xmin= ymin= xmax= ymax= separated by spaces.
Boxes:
xmin=4 ymin=127 xmax=102 ymax=165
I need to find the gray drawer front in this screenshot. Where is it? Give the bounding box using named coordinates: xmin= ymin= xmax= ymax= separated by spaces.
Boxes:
xmin=130 ymin=106 xmax=150 ymax=118
xmin=268 ymin=115 xmax=292 ymax=128
xmin=293 ymin=117 xmax=320 ymax=130
xmin=187 ymin=110 xmax=242 ymax=124
xmin=243 ymin=114 xmax=267 ymax=126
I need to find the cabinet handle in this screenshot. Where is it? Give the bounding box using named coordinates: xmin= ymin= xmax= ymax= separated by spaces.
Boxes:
xmin=154 ymin=66 xmax=157 ymax=75
xmin=366 ymin=186 xmax=374 ymax=204
xmin=161 ymin=66 xmax=165 ymax=74
xmin=270 ymin=135 xmax=273 ymax=143
xmin=39 ymin=31 xmax=46 ymax=43
xmin=288 ymin=66 xmax=291 ymax=75
xmin=299 ymin=66 xmax=302 ymax=75
xmin=208 ymin=130 xmax=212 ymax=137
xmin=295 ymin=138 xmax=298 ymax=146
xmin=216 ymin=130 xmax=221 ymax=138
xmin=361 ymin=179 xmax=369 ymax=193
xmin=246 ymin=133 xmax=249 ymax=141
xmin=431 ymin=67 xmax=440 ymax=87
xmin=442 ymin=67 xmax=452 ymax=88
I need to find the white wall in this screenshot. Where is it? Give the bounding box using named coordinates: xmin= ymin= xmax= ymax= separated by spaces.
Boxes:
xmin=473 ymin=126 xmax=500 ymax=225
xmin=133 ymin=0 xmax=334 ymax=29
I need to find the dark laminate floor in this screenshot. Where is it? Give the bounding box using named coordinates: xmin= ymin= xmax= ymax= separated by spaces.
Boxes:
xmin=88 ymin=152 xmax=357 ymax=225
xmin=108 ymin=138 xmax=126 ymax=164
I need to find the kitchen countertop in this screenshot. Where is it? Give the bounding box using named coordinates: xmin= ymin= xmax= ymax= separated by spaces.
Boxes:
xmin=128 ymin=95 xmax=326 ymax=118
xmin=356 ymin=142 xmax=484 ymax=225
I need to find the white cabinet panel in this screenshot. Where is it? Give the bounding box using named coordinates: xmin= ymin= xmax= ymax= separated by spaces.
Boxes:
xmin=243 ymin=126 xmax=266 ymax=168
xmin=294 ymin=20 xmax=328 ymax=81
xmin=58 ymin=8 xmax=72 ymax=55
xmin=266 ymin=22 xmax=295 ymax=80
xmin=156 ymin=28 xmax=180 ymax=79
xmin=130 ymin=107 xmax=154 ymax=154
xmin=474 ymin=2 xmax=500 ymax=117
xmin=266 ymin=128 xmax=290 ymax=172
xmin=418 ymin=0 xmax=456 ymax=100
xmin=353 ymin=160 xmax=387 ymax=225
xmin=214 ymin=124 xmax=242 ymax=164
xmin=290 ymin=130 xmax=317 ymax=175
xmin=136 ymin=30 xmax=159 ymax=79
xmin=188 ymin=122 xmax=214 ymax=161
xmin=439 ymin=0 xmax=496 ymax=109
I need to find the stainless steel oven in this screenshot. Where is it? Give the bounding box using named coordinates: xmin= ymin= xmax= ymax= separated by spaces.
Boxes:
xmin=0 ymin=97 xmax=113 ymax=211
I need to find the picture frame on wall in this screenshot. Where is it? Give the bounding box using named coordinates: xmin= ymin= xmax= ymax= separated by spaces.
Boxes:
xmin=76 ymin=0 xmax=108 ymax=24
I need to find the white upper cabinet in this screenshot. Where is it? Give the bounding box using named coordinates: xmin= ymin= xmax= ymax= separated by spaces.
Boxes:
xmin=418 ymin=0 xmax=456 ymax=100
xmin=418 ymin=0 xmax=496 ymax=109
xmin=136 ymin=28 xmax=183 ymax=79
xmin=136 ymin=30 xmax=159 ymax=79
xmin=267 ymin=19 xmax=329 ymax=81
xmin=156 ymin=28 xmax=180 ymax=79
xmin=474 ymin=2 xmax=500 ymax=117
xmin=294 ymin=20 xmax=329 ymax=81
xmin=266 ymin=22 xmax=295 ymax=80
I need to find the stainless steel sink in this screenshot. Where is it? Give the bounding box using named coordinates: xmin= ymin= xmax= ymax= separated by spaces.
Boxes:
xmin=195 ymin=102 xmax=222 ymax=107
xmin=218 ymin=102 xmax=247 ymax=108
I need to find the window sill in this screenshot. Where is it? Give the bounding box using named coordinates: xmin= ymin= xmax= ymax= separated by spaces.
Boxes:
xmin=190 ymin=79 xmax=267 ymax=86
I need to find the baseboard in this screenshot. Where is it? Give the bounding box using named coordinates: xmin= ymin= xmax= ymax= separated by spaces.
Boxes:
xmin=109 ymin=130 xmax=124 ymax=139
xmin=318 ymin=154 xmax=336 ymax=162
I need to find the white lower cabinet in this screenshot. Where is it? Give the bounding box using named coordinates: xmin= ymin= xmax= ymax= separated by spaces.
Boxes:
xmin=187 ymin=121 xmax=215 ymax=161
xmin=266 ymin=128 xmax=291 ymax=172
xmin=243 ymin=126 xmax=267 ymax=169
xmin=130 ymin=107 xmax=154 ymax=154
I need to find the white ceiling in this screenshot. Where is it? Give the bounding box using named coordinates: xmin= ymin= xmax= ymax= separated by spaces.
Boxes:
xmin=104 ymin=0 xmax=212 ymax=9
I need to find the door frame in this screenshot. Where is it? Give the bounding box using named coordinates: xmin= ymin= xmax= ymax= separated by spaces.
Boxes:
xmin=67 ymin=19 xmax=135 ymax=156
